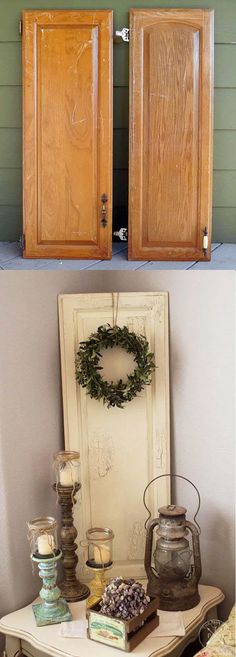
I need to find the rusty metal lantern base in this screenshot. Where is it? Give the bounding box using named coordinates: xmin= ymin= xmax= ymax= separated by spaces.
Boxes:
xmin=53 ymin=483 xmax=90 ymax=602
xmin=146 ymin=573 xmax=200 ymax=611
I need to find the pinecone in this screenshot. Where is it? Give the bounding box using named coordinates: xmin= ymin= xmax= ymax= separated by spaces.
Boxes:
xmin=100 ymin=577 xmax=150 ymax=620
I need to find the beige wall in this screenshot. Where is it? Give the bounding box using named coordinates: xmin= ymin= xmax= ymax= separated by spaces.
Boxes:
xmin=0 ymin=271 xmax=235 ymax=627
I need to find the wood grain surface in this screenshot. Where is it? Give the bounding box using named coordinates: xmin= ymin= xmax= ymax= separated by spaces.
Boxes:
xmin=23 ymin=10 xmax=113 ymax=258
xmin=128 ymin=9 xmax=214 ymax=261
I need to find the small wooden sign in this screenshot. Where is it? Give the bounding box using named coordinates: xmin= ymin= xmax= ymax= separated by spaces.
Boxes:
xmin=87 ymin=597 xmax=159 ymax=652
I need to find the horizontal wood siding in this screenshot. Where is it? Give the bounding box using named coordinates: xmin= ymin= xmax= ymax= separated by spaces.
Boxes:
xmin=0 ymin=0 xmax=235 ymax=241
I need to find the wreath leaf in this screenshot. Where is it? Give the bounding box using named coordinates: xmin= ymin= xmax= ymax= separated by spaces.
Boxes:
xmin=75 ymin=324 xmax=155 ymax=409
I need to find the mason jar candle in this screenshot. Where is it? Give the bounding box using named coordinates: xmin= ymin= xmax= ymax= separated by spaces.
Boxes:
xmin=53 ymin=451 xmax=80 ymax=487
xmin=86 ymin=528 xmax=114 ymax=568
xmin=27 ymin=517 xmax=58 ymax=557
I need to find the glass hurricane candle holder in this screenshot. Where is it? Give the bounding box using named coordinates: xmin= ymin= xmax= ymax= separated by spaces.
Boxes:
xmin=27 ymin=516 xmax=59 ymax=557
xmin=86 ymin=528 xmax=114 ymax=568
xmin=85 ymin=527 xmax=114 ymax=609
xmin=53 ymin=451 xmax=80 ymax=487
xmin=27 ymin=516 xmax=72 ymax=626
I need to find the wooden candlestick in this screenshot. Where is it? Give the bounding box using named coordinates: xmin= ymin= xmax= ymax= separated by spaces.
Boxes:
xmin=53 ymin=482 xmax=90 ymax=602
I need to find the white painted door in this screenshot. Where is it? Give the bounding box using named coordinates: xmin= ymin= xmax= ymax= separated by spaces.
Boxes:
xmin=59 ymin=292 xmax=170 ymax=580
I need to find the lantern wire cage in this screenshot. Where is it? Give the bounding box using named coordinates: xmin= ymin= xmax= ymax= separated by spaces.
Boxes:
xmin=53 ymin=451 xmax=80 ymax=502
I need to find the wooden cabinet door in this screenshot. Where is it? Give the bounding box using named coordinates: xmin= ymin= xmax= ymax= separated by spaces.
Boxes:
xmin=23 ymin=10 xmax=113 ymax=259
xmin=129 ymin=9 xmax=214 ymax=261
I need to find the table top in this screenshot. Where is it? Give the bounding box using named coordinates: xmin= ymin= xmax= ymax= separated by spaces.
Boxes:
xmin=0 ymin=585 xmax=224 ymax=657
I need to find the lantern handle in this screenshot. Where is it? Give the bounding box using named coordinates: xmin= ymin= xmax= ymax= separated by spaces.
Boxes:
xmin=143 ymin=474 xmax=201 ymax=534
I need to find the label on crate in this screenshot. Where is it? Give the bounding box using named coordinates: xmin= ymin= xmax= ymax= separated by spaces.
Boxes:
xmin=89 ymin=611 xmax=126 ymax=650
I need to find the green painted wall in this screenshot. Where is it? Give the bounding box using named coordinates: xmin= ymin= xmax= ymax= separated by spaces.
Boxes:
xmin=0 ymin=0 xmax=235 ymax=242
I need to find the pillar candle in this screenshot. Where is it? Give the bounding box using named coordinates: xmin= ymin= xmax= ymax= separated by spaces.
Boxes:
xmin=37 ymin=534 xmax=55 ymax=555
xmin=59 ymin=462 xmax=80 ymax=486
xmin=94 ymin=544 xmax=110 ymax=564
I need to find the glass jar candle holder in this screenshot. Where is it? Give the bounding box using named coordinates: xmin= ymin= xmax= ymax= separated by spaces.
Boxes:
xmin=27 ymin=516 xmax=59 ymax=558
xmin=86 ymin=527 xmax=114 ymax=568
xmin=53 ymin=451 xmax=80 ymax=487
xmin=85 ymin=528 xmax=114 ymax=609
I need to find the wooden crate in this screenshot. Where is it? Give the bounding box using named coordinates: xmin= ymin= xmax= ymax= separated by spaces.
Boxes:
xmin=87 ymin=597 xmax=159 ymax=652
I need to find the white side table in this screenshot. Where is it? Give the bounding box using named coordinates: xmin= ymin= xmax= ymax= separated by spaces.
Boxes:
xmin=1 ymin=585 xmax=224 ymax=657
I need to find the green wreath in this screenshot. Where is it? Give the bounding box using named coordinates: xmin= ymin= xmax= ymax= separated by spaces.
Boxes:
xmin=75 ymin=325 xmax=155 ymax=409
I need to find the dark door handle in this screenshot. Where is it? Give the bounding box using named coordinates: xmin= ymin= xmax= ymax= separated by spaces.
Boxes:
xmin=101 ymin=194 xmax=108 ymax=227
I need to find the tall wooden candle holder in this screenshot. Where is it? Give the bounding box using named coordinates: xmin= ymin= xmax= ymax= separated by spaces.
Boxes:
xmin=53 ymin=482 xmax=90 ymax=602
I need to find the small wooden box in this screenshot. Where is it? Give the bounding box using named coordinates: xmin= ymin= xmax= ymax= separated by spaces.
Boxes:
xmin=87 ymin=597 xmax=159 ymax=652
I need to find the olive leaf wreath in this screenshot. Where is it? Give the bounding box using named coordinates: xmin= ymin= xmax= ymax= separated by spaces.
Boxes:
xmin=75 ymin=324 xmax=155 ymax=409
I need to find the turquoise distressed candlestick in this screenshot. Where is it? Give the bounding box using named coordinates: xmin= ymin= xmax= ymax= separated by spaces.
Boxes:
xmin=27 ymin=516 xmax=72 ymax=627
xmin=31 ymin=551 xmax=72 ymax=626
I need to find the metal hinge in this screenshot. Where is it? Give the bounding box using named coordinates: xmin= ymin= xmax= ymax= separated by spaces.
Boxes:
xmin=203 ymin=227 xmax=208 ymax=256
xmin=113 ymin=228 xmax=128 ymax=242
xmin=19 ymin=19 xmax=22 ymax=36
xmin=115 ymin=28 xmax=129 ymax=42
xmin=19 ymin=234 xmax=25 ymax=251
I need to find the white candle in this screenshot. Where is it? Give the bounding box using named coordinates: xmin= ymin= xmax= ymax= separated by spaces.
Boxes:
xmin=59 ymin=462 xmax=79 ymax=486
xmin=37 ymin=534 xmax=55 ymax=555
xmin=94 ymin=544 xmax=110 ymax=565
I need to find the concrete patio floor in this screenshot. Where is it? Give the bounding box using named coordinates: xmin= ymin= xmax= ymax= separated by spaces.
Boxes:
xmin=0 ymin=241 xmax=235 ymax=270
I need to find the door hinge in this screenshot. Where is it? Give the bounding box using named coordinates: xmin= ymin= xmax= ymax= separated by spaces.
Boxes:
xmin=203 ymin=227 xmax=208 ymax=256
xmin=115 ymin=28 xmax=129 ymax=42
xmin=19 ymin=19 xmax=22 ymax=36
xmin=19 ymin=234 xmax=25 ymax=251
xmin=113 ymin=228 xmax=128 ymax=242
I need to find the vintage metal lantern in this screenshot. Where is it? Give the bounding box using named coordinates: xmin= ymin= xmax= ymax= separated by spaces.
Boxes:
xmin=84 ymin=527 xmax=114 ymax=608
xmin=143 ymin=475 xmax=202 ymax=611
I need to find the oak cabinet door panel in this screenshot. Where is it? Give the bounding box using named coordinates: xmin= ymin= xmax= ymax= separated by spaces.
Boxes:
xmin=129 ymin=9 xmax=214 ymax=261
xmin=23 ymin=10 xmax=113 ymax=259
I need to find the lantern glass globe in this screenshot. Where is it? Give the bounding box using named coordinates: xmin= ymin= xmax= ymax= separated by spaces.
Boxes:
xmin=154 ymin=538 xmax=192 ymax=580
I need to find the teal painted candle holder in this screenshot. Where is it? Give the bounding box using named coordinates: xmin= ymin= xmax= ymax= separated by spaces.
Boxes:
xmin=31 ymin=550 xmax=72 ymax=626
xmin=27 ymin=516 xmax=72 ymax=627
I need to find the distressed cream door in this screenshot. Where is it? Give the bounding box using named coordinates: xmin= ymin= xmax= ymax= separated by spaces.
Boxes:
xmin=59 ymin=292 xmax=170 ymax=580
xmin=22 ymin=10 xmax=113 ymax=259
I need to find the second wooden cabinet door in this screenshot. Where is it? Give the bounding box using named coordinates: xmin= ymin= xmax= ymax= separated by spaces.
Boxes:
xmin=23 ymin=10 xmax=113 ymax=259
xmin=129 ymin=9 xmax=214 ymax=261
